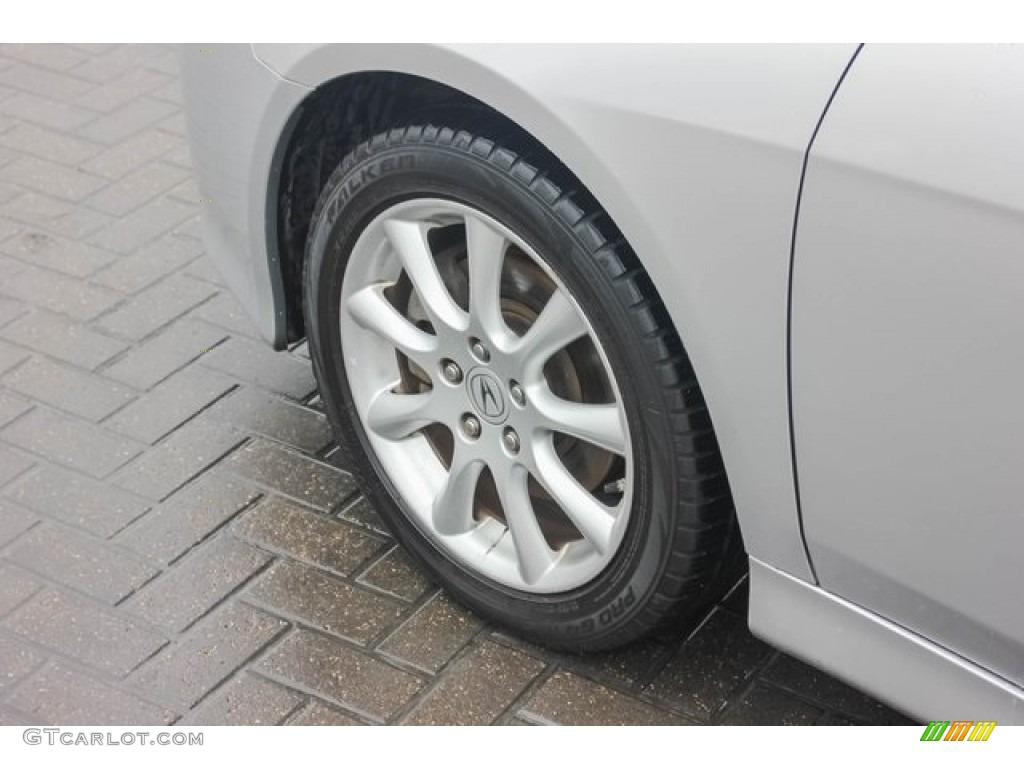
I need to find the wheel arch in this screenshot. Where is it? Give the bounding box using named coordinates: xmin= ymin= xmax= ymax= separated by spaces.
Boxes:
xmin=269 ymin=67 xmax=645 ymax=348
xmin=258 ymin=44 xmax=854 ymax=584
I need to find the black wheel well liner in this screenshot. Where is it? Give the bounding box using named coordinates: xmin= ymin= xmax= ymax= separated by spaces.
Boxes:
xmin=272 ymin=70 xmax=605 ymax=343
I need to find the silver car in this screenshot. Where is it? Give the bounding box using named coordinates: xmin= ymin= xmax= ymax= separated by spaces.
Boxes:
xmin=181 ymin=44 xmax=1024 ymax=723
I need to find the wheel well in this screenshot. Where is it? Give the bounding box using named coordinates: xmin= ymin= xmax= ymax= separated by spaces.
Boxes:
xmin=275 ymin=71 xmax=598 ymax=341
xmin=274 ymin=70 xmax=745 ymax=581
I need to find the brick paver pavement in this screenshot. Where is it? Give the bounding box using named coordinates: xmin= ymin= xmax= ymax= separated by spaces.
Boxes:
xmin=0 ymin=44 xmax=912 ymax=726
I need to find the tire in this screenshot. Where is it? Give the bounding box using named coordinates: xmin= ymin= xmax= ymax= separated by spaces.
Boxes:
xmin=304 ymin=124 xmax=741 ymax=651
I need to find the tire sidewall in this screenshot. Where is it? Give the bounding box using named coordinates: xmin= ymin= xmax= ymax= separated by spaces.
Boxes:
xmin=305 ymin=139 xmax=680 ymax=648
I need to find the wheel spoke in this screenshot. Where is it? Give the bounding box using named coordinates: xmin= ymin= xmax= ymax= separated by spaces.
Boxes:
xmin=515 ymin=289 xmax=588 ymax=381
xmin=493 ymin=462 xmax=556 ymax=584
xmin=365 ymin=389 xmax=442 ymax=440
xmin=347 ymin=285 xmax=438 ymax=363
xmin=465 ymin=215 xmax=508 ymax=342
xmin=531 ymin=436 xmax=616 ymax=554
xmin=432 ymin=447 xmax=484 ymax=535
xmin=532 ymin=389 xmax=627 ymax=455
xmin=384 ymin=218 xmax=467 ymax=333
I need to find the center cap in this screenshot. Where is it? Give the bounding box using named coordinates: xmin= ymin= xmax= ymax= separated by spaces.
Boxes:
xmin=467 ymin=368 xmax=508 ymax=424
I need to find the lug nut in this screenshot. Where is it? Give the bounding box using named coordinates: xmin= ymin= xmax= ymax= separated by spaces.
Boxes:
xmin=502 ymin=427 xmax=520 ymax=455
xmin=469 ymin=338 xmax=490 ymax=363
xmin=509 ymin=381 xmax=525 ymax=407
xmin=461 ymin=414 xmax=481 ymax=440
xmin=441 ymin=360 xmax=462 ymax=384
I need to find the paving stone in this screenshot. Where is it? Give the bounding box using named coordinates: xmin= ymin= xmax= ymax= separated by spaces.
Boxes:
xmin=0 ymin=633 xmax=46 ymax=692
xmin=287 ymin=700 xmax=361 ymax=726
xmin=51 ymin=211 xmax=117 ymax=243
xmin=2 ymin=191 xmax=67 ymax=226
xmin=73 ymin=67 xmax=170 ymax=113
xmin=6 ymin=522 xmax=158 ymax=603
xmin=69 ymin=45 xmax=160 ymax=85
xmin=0 ymin=389 xmax=31 ymax=427
xmin=0 ymin=229 xmax=118 ymax=277
xmin=762 ymin=653 xmax=914 ymax=725
xmin=111 ymin=417 xmax=244 ymax=500
xmin=3 ymin=588 xmax=166 ymax=676
xmin=0 ymin=296 xmax=26 ymax=328
xmin=358 ymin=546 xmax=433 ymax=603
xmin=522 ymin=671 xmax=689 ymax=726
xmin=4 ymin=356 xmax=135 ymax=420
xmin=1 ymin=262 xmax=122 ymax=321
xmin=104 ymin=364 xmax=235 ymax=444
xmin=0 ymin=43 xmax=90 ymax=72
xmin=233 ymin=496 xmax=384 ymax=577
xmin=4 ymin=464 xmax=149 ymax=538
xmin=246 ymin=560 xmax=403 ymax=645
xmin=2 ymin=407 xmax=142 ymax=478
xmin=0 ymin=444 xmax=32 ymax=486
xmin=0 ymin=63 xmax=96 ymax=102
xmin=0 ymin=563 xmax=41 ymax=616
xmin=0 ymin=337 xmax=27 ymax=374
xmin=0 ymin=215 xmax=21 ymax=241
xmin=162 ymin=142 xmax=192 ymax=169
xmin=200 ymin=336 xmax=316 ymax=400
xmin=0 ymin=499 xmax=36 ymax=547
xmin=160 ymin=116 xmax=187 ymax=140
xmin=258 ymin=629 xmax=424 ymax=722
xmin=0 ymin=192 xmax=114 ymax=240
xmin=190 ymin=292 xmax=261 ymax=338
xmin=129 ymin=602 xmax=286 ymax=711
xmin=100 ymin=318 xmax=227 ymax=390
xmin=77 ymin=97 xmax=178 ymax=145
xmin=0 ymin=123 xmax=103 ymax=165
xmin=643 ymin=608 xmax=774 ymax=720
xmin=125 ymin=534 xmax=270 ymax=631
xmin=207 ymin=387 xmax=332 ymax=454
xmin=1 ymin=156 xmax=107 ymax=201
xmin=92 ymin=232 xmax=202 ymax=293
xmin=0 ymin=310 xmax=127 ymax=369
xmin=180 ymin=672 xmax=304 ymax=726
xmin=67 ymin=43 xmax=118 ymax=55
xmin=818 ymin=713 xmax=856 ymax=725
xmin=168 ymin=175 xmax=198 ymax=201
xmin=183 ymin=254 xmax=226 ymax=286
xmin=87 ymin=195 xmax=196 ymax=256
xmin=378 ymin=592 xmax=483 ymax=674
xmin=338 ymin=495 xmax=391 ymax=536
xmin=94 ymin=273 xmax=215 ymax=341
xmin=0 ymin=92 xmax=99 ymax=131
xmin=85 ymin=161 xmax=190 ymax=216
xmin=0 ymin=707 xmax=36 ymax=726
xmin=152 ymin=79 xmax=183 ymax=106
xmin=718 ymin=683 xmax=823 ymax=725
xmin=116 ymin=473 xmax=261 ymax=563
xmin=719 ymin=576 xmax=750 ymax=617
xmin=403 ymin=641 xmax=546 ymax=725
xmin=0 ymin=254 xmax=25 ymax=283
xmin=80 ymin=127 xmax=182 ymax=180
xmin=173 ymin=212 xmax=201 ymax=238
xmin=7 ymin=661 xmax=176 ymax=725
xmin=222 ymin=439 xmax=356 ymax=511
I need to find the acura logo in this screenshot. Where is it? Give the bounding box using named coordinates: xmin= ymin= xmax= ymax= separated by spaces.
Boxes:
xmin=468 ymin=369 xmax=508 ymax=424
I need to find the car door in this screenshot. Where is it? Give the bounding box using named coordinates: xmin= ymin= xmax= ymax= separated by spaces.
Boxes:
xmin=792 ymin=44 xmax=1024 ymax=687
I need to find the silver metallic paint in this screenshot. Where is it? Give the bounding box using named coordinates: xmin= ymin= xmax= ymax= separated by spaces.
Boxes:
xmin=793 ymin=44 xmax=1024 ymax=688
xmin=181 ymin=44 xmax=1024 ymax=721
